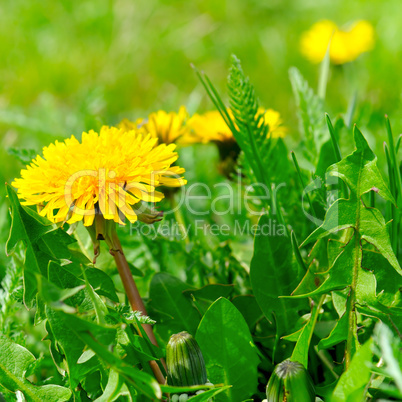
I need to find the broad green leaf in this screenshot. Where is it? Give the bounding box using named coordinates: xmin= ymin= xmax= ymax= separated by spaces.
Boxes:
xmin=149 ymin=272 xmax=200 ymax=337
xmin=231 ymin=295 xmax=263 ymax=331
xmin=0 ymin=333 xmax=72 ymax=402
xmin=183 ymin=283 xmax=234 ymax=313
xmin=196 ymin=297 xmax=259 ymax=402
xmin=183 ymin=284 xmax=234 ymax=302
xmin=250 ymin=214 xmax=308 ymax=337
xmin=330 ymin=339 xmax=373 ymax=402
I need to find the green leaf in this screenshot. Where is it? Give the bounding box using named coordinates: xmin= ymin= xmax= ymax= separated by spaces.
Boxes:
xmin=231 ymin=295 xmax=263 ymax=331
xmin=188 ymin=385 xmax=232 ymax=401
xmin=85 ymin=268 xmax=119 ymax=302
xmin=46 ymin=308 xmax=103 ymax=390
xmin=226 ymin=55 xmax=278 ymax=209
xmin=0 ymin=333 xmax=72 ymax=402
xmin=93 ymin=369 xmax=123 ymax=402
xmin=330 ymin=339 xmax=373 ymax=402
xmin=78 ymin=331 xmax=161 ymax=399
xmin=317 ymin=311 xmax=349 ymax=351
xmin=289 ymin=296 xmax=325 ymax=368
xmin=183 ymin=284 xmax=234 ymax=302
xmin=48 ymin=309 xmax=161 ymax=399
xmin=149 ymin=272 xmax=200 ymax=337
xmin=38 ymin=273 xmax=85 ymax=313
xmin=183 ymin=283 xmax=234 ymax=313
xmin=250 ymin=214 xmax=308 ymax=337
xmin=295 ymin=126 xmax=402 ymax=363
xmin=6 ymin=184 xmax=54 ymax=306
xmin=196 ymin=297 xmax=259 ymax=402
xmin=328 ymin=126 xmax=394 ymax=204
xmin=289 ymin=67 xmax=327 ymax=162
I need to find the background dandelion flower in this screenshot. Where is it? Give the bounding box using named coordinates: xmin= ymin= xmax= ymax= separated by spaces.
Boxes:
xmin=188 ymin=108 xmax=286 ymax=144
xmin=12 ymin=126 xmax=186 ymax=226
xmin=119 ymin=106 xmax=196 ymax=146
xmin=300 ymin=20 xmax=375 ymax=64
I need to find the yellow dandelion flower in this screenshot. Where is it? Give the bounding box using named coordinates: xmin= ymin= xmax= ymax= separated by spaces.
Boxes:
xmin=119 ymin=106 xmax=195 ymax=146
xmin=118 ymin=117 xmax=144 ymax=132
xmin=188 ymin=108 xmax=286 ymax=143
xmin=12 ymin=126 xmax=186 ymax=227
xmin=300 ymin=20 xmax=375 ymax=64
xmin=259 ymin=108 xmax=287 ymax=138
xmin=187 ymin=110 xmax=234 ymax=143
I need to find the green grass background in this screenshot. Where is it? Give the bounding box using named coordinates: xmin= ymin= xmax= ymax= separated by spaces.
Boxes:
xmin=1 ymin=0 xmax=402 ymax=239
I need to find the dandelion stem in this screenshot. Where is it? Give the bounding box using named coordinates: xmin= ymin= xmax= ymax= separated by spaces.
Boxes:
xmin=99 ymin=219 xmax=166 ymax=384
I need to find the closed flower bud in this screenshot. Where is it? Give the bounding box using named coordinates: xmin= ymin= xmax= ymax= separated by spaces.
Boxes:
xmin=166 ymin=331 xmax=207 ymax=387
xmin=266 ymin=360 xmax=315 ymax=402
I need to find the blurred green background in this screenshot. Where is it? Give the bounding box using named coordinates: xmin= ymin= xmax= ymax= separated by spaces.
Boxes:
xmin=1 ymin=0 xmax=402 ymax=204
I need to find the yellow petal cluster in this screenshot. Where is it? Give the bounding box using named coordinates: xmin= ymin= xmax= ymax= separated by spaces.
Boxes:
xmin=300 ymin=20 xmax=374 ymax=64
xmin=119 ymin=106 xmax=195 ymax=146
xmin=188 ymin=108 xmax=286 ymax=144
xmin=12 ymin=126 xmax=186 ymax=226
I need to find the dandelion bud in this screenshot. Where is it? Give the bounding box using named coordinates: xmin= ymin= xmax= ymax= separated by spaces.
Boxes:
xmin=166 ymin=331 xmax=207 ymax=387
xmin=266 ymin=360 xmax=315 ymax=402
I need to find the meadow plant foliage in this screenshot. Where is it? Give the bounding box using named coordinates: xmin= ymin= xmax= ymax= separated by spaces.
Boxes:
xmin=1 ymin=12 xmax=402 ymax=402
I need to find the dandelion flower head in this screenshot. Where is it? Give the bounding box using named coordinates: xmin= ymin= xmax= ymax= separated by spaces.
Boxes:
xmin=188 ymin=108 xmax=286 ymax=143
xmin=300 ymin=20 xmax=375 ymax=64
xmin=119 ymin=106 xmax=196 ymax=146
xmin=12 ymin=126 xmax=186 ymax=226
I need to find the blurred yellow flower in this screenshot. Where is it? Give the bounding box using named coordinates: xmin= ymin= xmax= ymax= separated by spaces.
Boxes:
xmin=187 ymin=110 xmax=234 ymax=143
xmin=188 ymin=108 xmax=286 ymax=143
xmin=260 ymin=108 xmax=287 ymax=138
xmin=119 ymin=106 xmax=195 ymax=145
xmin=300 ymin=20 xmax=374 ymax=64
xmin=12 ymin=126 xmax=186 ymax=226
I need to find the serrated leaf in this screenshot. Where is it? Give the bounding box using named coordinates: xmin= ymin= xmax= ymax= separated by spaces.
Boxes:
xmin=295 ymin=126 xmax=401 ymax=364
xmin=289 ymin=67 xmax=327 ymax=162
xmin=317 ymin=311 xmax=349 ymax=351
xmin=6 ymin=184 xmax=54 ymax=306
